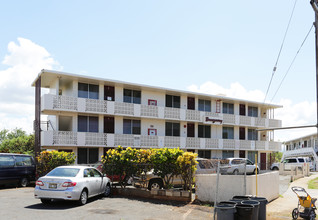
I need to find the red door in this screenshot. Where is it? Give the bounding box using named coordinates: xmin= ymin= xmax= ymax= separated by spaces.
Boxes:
xmin=104 ymin=117 xmax=114 ymax=133
xmin=239 ymin=127 xmax=245 ymax=140
xmin=187 ymin=97 xmax=195 ymax=110
xmin=240 ymin=104 xmax=246 ymax=116
xmin=260 ymin=153 xmax=266 ymax=170
xmin=187 ymin=123 xmax=195 ymax=137
xmin=239 ymin=150 xmax=245 ymax=158
xmin=104 ymin=86 xmax=115 ymax=101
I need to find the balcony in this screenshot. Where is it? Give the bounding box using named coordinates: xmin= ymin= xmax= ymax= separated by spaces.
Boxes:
xmin=41 ymin=131 xmax=281 ymax=151
xmin=41 ymin=94 xmax=282 ymax=128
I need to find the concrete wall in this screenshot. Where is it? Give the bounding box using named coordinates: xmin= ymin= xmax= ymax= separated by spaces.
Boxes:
xmin=195 ymin=171 xmax=279 ymax=203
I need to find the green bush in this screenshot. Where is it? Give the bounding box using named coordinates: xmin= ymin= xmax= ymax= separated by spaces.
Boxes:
xmin=36 ymin=150 xmax=76 ymax=177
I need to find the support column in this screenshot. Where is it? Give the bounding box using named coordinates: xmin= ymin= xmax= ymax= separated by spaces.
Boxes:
xmin=34 ymin=76 xmax=41 ymax=159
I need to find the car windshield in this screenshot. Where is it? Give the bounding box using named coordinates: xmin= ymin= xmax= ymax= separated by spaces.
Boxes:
xmin=298 ymin=158 xmax=305 ymax=162
xmin=46 ymin=168 xmax=80 ymax=177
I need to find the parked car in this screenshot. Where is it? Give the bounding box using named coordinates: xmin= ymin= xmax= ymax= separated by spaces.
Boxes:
xmin=0 ymin=153 xmax=36 ymax=187
xmin=271 ymin=157 xmax=313 ymax=171
xmin=34 ymin=166 xmax=111 ymax=205
xmin=220 ymin=158 xmax=259 ymax=175
xmin=133 ymin=158 xmax=216 ymax=190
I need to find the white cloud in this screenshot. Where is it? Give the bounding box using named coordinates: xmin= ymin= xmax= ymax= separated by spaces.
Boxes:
xmin=187 ymin=81 xmax=317 ymax=142
xmin=0 ymin=38 xmax=62 ymax=134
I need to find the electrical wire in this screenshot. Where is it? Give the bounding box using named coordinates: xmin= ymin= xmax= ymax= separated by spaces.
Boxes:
xmin=270 ymin=24 xmax=314 ymax=102
xmin=263 ymin=0 xmax=298 ymax=103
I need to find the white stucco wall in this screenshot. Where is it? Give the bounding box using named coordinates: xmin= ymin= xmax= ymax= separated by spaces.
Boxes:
xmin=195 ymin=171 xmax=279 ymax=203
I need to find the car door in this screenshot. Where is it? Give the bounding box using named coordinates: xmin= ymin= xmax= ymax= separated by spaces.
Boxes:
xmin=91 ymin=168 xmax=105 ymax=195
xmin=246 ymin=159 xmax=255 ymax=174
xmin=83 ymin=168 xmax=97 ymax=196
xmin=0 ymin=155 xmax=16 ymax=184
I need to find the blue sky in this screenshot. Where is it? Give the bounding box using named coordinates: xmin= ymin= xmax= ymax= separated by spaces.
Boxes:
xmin=0 ymin=0 xmax=317 ymax=141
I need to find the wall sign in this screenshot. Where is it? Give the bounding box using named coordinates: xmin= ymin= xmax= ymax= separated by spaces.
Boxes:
xmin=205 ymin=117 xmax=223 ymax=124
xmin=148 ymin=99 xmax=157 ymax=106
xmin=148 ymin=128 xmax=157 ymax=136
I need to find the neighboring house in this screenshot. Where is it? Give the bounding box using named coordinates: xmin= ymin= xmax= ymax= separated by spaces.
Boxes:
xmin=32 ymin=69 xmax=282 ymax=169
xmin=283 ymin=133 xmax=318 ymax=171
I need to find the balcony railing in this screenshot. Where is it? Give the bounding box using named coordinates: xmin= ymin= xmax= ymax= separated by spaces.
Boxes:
xmin=42 ymin=131 xmax=281 ymax=151
xmin=42 ymin=94 xmax=282 ymax=128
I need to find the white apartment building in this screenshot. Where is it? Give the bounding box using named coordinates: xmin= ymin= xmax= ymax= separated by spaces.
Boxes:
xmin=283 ymin=133 xmax=318 ymax=170
xmin=32 ymin=70 xmax=282 ymax=169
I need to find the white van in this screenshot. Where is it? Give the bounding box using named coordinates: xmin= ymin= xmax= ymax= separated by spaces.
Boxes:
xmin=271 ymin=157 xmax=311 ymax=171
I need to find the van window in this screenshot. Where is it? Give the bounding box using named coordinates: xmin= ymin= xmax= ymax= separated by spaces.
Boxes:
xmin=0 ymin=155 xmax=15 ymax=167
xmin=298 ymin=158 xmax=305 ymax=163
xmin=15 ymin=156 xmax=32 ymax=166
xmin=287 ymin=158 xmax=297 ymax=163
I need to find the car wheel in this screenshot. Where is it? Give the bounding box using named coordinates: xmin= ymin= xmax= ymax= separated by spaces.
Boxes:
xmin=40 ymin=199 xmax=52 ymax=204
xmin=292 ymin=208 xmax=299 ymax=220
xmin=233 ymin=170 xmax=239 ymax=175
xmin=78 ymin=189 xmax=88 ymax=205
xmin=20 ymin=177 xmax=29 ymax=187
xmin=148 ymin=179 xmax=163 ymax=190
xmin=272 ymin=167 xmax=279 ymax=171
xmin=309 ymin=210 xmax=316 ymax=220
xmin=253 ymin=169 xmax=260 ymax=175
xmin=104 ymin=184 xmax=111 ymax=197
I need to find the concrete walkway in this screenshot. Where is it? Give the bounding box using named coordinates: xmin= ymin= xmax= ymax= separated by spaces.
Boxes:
xmin=267 ymin=173 xmax=318 ymax=219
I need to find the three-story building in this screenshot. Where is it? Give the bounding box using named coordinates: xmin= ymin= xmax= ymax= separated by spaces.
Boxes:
xmin=32 ymin=69 xmax=282 ymax=169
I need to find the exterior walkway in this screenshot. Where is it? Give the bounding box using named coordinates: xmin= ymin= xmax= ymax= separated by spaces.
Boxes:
xmin=267 ymin=173 xmax=318 ymax=219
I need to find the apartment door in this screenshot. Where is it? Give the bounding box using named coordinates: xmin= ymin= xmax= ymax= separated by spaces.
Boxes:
xmin=239 ymin=127 xmax=245 ymax=140
xmin=187 ymin=97 xmax=195 ymax=110
xmin=260 ymin=153 xmax=266 ymax=170
xmin=104 ymin=86 xmax=115 ymax=101
xmin=239 ymin=150 xmax=245 ymax=158
xmin=239 ymin=104 xmax=246 ymax=116
xmin=187 ymin=123 xmax=195 ymax=137
xmin=104 ymin=117 xmax=114 ymax=133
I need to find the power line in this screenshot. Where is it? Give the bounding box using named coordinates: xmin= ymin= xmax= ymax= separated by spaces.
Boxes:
xmin=270 ymin=24 xmax=314 ymax=102
xmin=262 ymin=0 xmax=298 ymax=103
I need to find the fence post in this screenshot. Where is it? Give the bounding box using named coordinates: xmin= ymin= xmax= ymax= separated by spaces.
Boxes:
xmin=213 ymin=161 xmax=220 ymax=220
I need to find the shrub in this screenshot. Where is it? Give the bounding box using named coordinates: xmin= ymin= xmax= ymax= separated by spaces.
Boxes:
xmin=176 ymin=151 xmax=197 ymax=190
xmin=36 ymin=150 xmax=76 ymax=177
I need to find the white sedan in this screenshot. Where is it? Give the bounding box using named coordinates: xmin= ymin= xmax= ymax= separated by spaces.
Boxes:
xmin=34 ymin=166 xmax=111 ymax=205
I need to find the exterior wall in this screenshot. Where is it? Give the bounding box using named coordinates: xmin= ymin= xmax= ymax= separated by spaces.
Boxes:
xmin=195 ymin=171 xmax=279 ymax=203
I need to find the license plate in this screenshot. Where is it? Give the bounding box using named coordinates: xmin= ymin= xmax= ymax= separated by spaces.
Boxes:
xmin=49 ymin=183 xmax=57 ymax=189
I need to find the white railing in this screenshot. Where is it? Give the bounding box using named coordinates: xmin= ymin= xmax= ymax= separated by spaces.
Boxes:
xmin=53 ymin=95 xmax=77 ymax=111
xmin=269 ymin=119 xmax=281 ymax=128
xmin=141 ymin=136 xmax=158 ymax=147
xmin=223 ymin=139 xmax=235 ymax=149
xmin=85 ymin=99 xmax=107 ymax=113
xmin=255 ymin=118 xmax=266 ymax=127
xmin=164 ymin=108 xmax=180 ymax=120
xmin=165 ymin=136 xmax=181 ymax=147
xmin=53 ymin=131 xmax=77 ymax=145
xmin=186 ymin=137 xmax=200 ymax=148
xmin=115 ymin=102 xmax=134 ymax=115
xmin=223 ymin=114 xmax=235 ymax=124
xmin=255 ymin=141 xmax=266 ymax=150
xmin=85 ymin=133 xmax=107 ymax=145
xmin=239 ymin=140 xmax=251 ymax=150
xmin=141 ymin=105 xmax=158 ymax=118
xmin=114 ymin=134 xmax=135 ymax=146
xmin=239 ymin=116 xmax=251 ymax=126
xmin=186 ymin=110 xmax=200 ymax=121
xmin=205 ymin=138 xmax=219 ymax=149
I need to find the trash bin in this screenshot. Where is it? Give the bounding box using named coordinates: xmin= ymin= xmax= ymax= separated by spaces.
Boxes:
xmin=230 ymin=199 xmax=244 ymax=205
xmin=241 ymin=200 xmax=260 ymax=220
xmin=236 ymin=204 xmax=254 ymax=220
xmin=232 ymin=195 xmax=251 ymax=201
xmin=218 ymin=201 xmax=237 ymax=206
xmin=215 ymin=203 xmax=236 ymax=220
xmin=250 ymin=197 xmax=268 ymax=220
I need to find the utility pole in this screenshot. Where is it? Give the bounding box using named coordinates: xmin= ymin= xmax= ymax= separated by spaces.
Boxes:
xmin=310 ymin=0 xmax=318 ymax=141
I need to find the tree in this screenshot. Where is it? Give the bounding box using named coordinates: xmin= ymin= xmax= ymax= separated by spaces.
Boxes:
xmin=0 ymin=128 xmax=34 ymax=155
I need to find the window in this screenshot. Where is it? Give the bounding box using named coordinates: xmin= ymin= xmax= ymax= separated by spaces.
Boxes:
xmin=223 ymin=103 xmax=234 ymax=114
xmin=198 ymin=99 xmax=211 ymax=112
xmin=78 ymin=148 xmax=99 ymax=164
xmin=248 ymin=129 xmax=258 ymax=140
xmin=0 ymin=155 xmax=15 ymax=167
xmin=78 ymin=83 xmax=99 ymax=99
xmin=123 ymin=119 xmax=141 ymax=134
xmin=223 ymin=127 xmax=234 ymax=139
xmin=165 ymin=122 xmax=180 ymax=136
xmin=166 ymin=95 xmax=180 ymax=108
xmin=198 ymin=150 xmax=211 ymax=159
xmin=248 ymin=106 xmax=258 ymax=117
xmin=15 ymin=156 xmax=32 ymax=166
xmin=123 ymin=89 xmax=141 ymax=104
xmin=78 ymin=116 xmax=98 ymax=132
xmin=248 ymin=151 xmax=257 ymax=163
xmin=198 ymin=125 xmax=211 ymax=138
xmin=222 ymin=150 xmax=234 ymax=159
xmin=84 ymin=168 xmax=102 ymax=177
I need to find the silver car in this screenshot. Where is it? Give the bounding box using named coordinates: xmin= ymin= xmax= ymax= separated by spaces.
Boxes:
xmin=34 ymin=166 xmax=111 ymax=205
xmin=221 ymin=158 xmax=259 ymax=175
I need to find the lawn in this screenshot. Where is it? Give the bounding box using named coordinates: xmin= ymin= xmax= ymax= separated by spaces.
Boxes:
xmin=308 ymin=177 xmax=318 ymax=189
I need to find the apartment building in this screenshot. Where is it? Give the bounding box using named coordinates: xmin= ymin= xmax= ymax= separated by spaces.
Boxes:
xmin=283 ymin=133 xmax=318 ymax=170
xmin=32 ymin=69 xmax=282 ymax=169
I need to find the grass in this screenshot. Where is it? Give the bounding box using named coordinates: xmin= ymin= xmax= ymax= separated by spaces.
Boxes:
xmin=308 ymin=177 xmax=318 ymax=189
